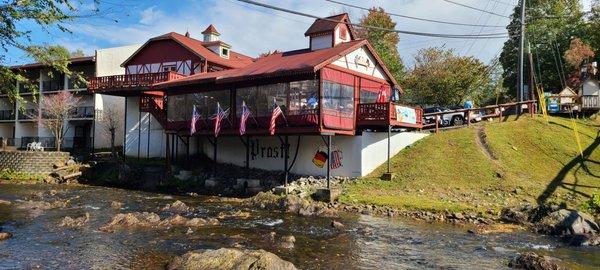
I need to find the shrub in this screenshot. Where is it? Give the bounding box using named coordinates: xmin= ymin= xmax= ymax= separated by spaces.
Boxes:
xmin=581 ymin=193 xmax=600 ymax=214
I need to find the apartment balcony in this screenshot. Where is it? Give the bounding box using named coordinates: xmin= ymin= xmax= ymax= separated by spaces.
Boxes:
xmin=69 ymin=106 xmax=95 ymax=119
xmin=0 ymin=110 xmax=15 ymax=121
xmin=18 ymin=109 xmax=37 ymax=121
xmin=19 ymin=136 xmax=93 ymax=149
xmin=88 ymin=71 xmax=186 ymax=95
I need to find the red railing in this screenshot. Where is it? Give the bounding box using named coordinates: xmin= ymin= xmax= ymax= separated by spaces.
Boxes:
xmin=88 ymin=71 xmax=185 ymax=91
xmin=140 ymin=96 xmax=167 ymax=128
xmin=357 ymin=102 xmax=423 ymax=128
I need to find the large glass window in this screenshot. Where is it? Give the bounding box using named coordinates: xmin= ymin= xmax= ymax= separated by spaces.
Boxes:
xmin=289 ymin=80 xmax=318 ymax=115
xmin=256 ymin=83 xmax=287 ymax=116
xmin=323 ymin=81 xmax=354 ymax=116
xmin=167 ymin=94 xmax=187 ymax=121
xmin=360 ymin=90 xmax=379 ymax=104
xmin=167 ymin=90 xmax=230 ymax=122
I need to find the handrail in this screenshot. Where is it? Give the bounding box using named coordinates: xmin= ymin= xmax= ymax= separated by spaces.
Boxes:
xmin=88 ymin=71 xmax=185 ymax=91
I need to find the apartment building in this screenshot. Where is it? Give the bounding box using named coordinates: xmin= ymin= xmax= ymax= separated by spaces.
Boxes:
xmin=0 ymin=45 xmax=140 ymax=150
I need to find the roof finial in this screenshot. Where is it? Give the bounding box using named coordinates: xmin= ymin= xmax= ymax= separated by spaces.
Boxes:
xmin=185 ymin=29 xmax=190 ymax=37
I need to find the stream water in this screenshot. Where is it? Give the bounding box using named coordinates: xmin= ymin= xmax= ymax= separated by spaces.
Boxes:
xmin=0 ymin=183 xmax=597 ymax=269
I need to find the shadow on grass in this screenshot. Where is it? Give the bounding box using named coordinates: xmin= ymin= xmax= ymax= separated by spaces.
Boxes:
xmin=548 ymin=121 xmax=596 ymax=140
xmin=537 ymin=130 xmax=600 ymax=205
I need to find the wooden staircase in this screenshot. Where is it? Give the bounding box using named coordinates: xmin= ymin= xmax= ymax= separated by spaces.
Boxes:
xmin=140 ymin=95 xmax=168 ymax=128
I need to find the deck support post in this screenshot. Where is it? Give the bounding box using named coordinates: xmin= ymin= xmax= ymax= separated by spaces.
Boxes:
xmin=166 ymin=133 xmax=170 ymax=173
xmin=186 ymin=136 xmax=190 ymax=169
xmin=387 ymin=125 xmax=391 ymax=173
xmin=240 ymin=136 xmax=251 ymax=179
xmin=213 ymin=137 xmax=218 ymax=177
xmin=284 ymin=135 xmax=289 ymax=187
xmin=327 ymin=134 xmax=331 ymax=189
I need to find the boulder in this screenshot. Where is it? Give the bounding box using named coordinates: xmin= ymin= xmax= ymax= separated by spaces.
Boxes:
xmin=0 ymin=199 xmax=11 ymax=205
xmin=100 ymin=212 xmax=218 ymax=232
xmin=168 ymin=248 xmax=297 ymax=270
xmin=508 ymin=252 xmax=567 ymax=270
xmin=217 ymin=210 xmax=251 ymax=220
xmin=536 ymin=209 xmax=599 ymax=235
xmin=500 ymin=205 xmax=532 ymax=225
xmin=162 ymin=200 xmax=194 ymax=213
xmin=59 ymin=213 xmax=90 ymax=227
xmin=561 ymin=233 xmax=600 ymax=246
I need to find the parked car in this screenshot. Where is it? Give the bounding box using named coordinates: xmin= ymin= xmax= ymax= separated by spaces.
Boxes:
xmin=422 ymin=106 xmax=467 ymax=127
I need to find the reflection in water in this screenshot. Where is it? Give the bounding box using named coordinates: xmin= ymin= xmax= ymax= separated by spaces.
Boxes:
xmin=0 ymin=184 xmax=597 ymax=269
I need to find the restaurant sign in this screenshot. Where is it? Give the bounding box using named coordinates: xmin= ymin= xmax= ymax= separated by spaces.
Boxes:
xmin=395 ymin=106 xmax=417 ymax=124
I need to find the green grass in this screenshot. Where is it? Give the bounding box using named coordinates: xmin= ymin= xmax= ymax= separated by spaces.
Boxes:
xmin=341 ymin=115 xmax=600 ymax=216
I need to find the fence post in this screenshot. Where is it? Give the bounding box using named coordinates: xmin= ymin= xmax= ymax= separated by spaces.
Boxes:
xmin=435 ymin=115 xmax=440 ymax=134
xmin=499 ymin=106 xmax=503 ymax=122
xmin=529 ymin=101 xmax=534 ymax=117
xmin=466 ymin=109 xmax=471 ymax=126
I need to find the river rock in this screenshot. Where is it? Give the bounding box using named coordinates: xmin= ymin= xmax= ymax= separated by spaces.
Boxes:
xmin=536 ymin=209 xmax=599 ymax=235
xmin=99 ymin=212 xmax=161 ymax=232
xmin=508 ymin=252 xmax=567 ymax=270
xmin=500 ymin=205 xmax=532 ymax=224
xmin=0 ymin=199 xmax=11 ymax=205
xmin=162 ymin=200 xmax=193 ymax=213
xmin=111 ymin=201 xmax=123 ymax=209
xmin=217 ymin=210 xmax=251 ymax=219
xmin=562 ymin=233 xmax=600 ymax=246
xmin=0 ymin=232 xmax=12 ymax=241
xmin=279 ymin=235 xmax=295 ymax=249
xmin=331 ymin=220 xmax=345 ymax=230
xmin=168 ymin=248 xmax=297 ymax=270
xmin=59 ymin=213 xmax=90 ymax=227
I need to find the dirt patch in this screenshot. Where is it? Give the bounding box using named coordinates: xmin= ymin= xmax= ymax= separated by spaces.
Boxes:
xmin=475 ymin=126 xmax=497 ymax=160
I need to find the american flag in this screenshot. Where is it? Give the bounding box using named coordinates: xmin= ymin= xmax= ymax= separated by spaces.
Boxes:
xmin=269 ymin=104 xmax=283 ymax=135
xmin=239 ymin=101 xmax=251 ymax=136
xmin=190 ymin=105 xmax=200 ymax=135
xmin=330 ymin=150 xmax=343 ymax=169
xmin=212 ymin=102 xmax=229 ymax=137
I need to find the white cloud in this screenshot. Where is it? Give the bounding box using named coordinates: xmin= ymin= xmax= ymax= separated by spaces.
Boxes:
xmin=139 ymin=6 xmax=165 ymax=25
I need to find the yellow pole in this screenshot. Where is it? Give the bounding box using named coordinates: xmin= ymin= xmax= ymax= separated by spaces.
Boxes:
xmin=571 ymin=117 xmax=584 ymax=158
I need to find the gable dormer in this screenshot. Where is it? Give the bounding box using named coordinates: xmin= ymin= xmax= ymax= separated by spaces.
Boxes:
xmin=305 ymin=13 xmax=355 ymax=51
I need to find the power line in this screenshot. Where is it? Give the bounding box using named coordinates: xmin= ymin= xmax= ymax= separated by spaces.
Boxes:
xmin=325 ymin=0 xmax=508 ymax=28
xmin=442 ymin=0 xmax=511 ymax=18
xmin=235 ymin=0 xmax=511 ymax=39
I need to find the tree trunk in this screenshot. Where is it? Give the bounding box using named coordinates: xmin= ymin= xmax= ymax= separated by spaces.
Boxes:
xmin=110 ymin=130 xmax=116 ymax=158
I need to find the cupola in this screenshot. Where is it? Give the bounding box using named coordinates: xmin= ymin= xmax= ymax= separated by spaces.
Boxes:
xmin=202 ymin=24 xmax=220 ymax=42
xmin=304 ymin=13 xmax=354 ymax=51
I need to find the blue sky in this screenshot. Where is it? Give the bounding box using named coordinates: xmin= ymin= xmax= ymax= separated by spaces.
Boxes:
xmin=4 ymin=0 xmax=593 ymax=67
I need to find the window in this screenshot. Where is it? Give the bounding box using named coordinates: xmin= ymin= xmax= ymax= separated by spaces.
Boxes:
xmin=289 ymin=80 xmax=318 ymax=114
xmin=167 ymin=94 xmax=187 ymax=121
xmin=162 ymin=65 xmax=176 ymax=72
xmin=256 ymin=83 xmax=287 ymax=117
xmin=360 ymin=90 xmax=379 ymax=104
xmin=322 ymin=81 xmax=354 ymax=117
xmin=221 ymin=48 xmax=229 ymax=58
xmin=236 ymin=86 xmax=257 ymax=117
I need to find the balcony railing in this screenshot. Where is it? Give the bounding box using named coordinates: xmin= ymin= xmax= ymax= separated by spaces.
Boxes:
xmin=357 ymin=102 xmax=423 ymax=128
xmin=18 ymin=109 xmax=37 ymax=120
xmin=582 ymin=95 xmax=599 ymax=108
xmin=88 ymin=71 xmax=186 ymax=91
xmin=0 ymin=110 xmax=15 ymax=121
xmin=69 ymin=106 xmax=95 ymax=119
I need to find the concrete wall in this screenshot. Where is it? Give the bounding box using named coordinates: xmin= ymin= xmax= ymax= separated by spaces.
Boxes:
xmin=198 ymin=132 xmax=427 ymax=177
xmin=0 ymin=151 xmax=69 ymax=174
xmin=124 ymin=97 xmax=177 ymax=158
xmin=360 ymin=131 xmax=429 ymax=175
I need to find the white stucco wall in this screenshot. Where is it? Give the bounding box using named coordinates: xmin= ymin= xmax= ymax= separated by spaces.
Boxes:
xmin=332 ymin=46 xmax=387 ymax=80
xmin=95 ymin=44 xmax=142 ymax=76
xmin=311 ymin=35 xmax=333 ymax=50
xmin=360 ymin=131 xmax=429 ymax=175
xmin=124 ymin=97 xmax=178 ymax=158
xmin=582 ymin=79 xmax=600 ymax=96
xmin=197 ymin=132 xmax=427 ymax=177
xmin=94 ymin=94 xmax=125 ymax=149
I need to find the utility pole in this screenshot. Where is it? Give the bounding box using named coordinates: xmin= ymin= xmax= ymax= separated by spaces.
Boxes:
xmin=517 ymin=0 xmax=526 ymax=112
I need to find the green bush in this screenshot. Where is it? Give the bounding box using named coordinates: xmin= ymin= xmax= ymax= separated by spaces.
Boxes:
xmin=0 ymin=168 xmax=47 ymax=182
xmin=581 ymin=193 xmax=600 ymax=214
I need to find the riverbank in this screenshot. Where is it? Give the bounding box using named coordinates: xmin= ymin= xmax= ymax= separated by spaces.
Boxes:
xmin=341 ymin=116 xmax=599 ymax=219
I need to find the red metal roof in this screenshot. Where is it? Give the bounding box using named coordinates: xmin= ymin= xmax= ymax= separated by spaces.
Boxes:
xmin=10 ymin=56 xmax=95 ymax=70
xmin=201 ymin=24 xmax=220 ymax=35
xmin=156 ymin=39 xmax=399 ymax=89
xmin=304 ymin=13 xmax=350 ymax=37
xmin=121 ymin=32 xmax=253 ymax=69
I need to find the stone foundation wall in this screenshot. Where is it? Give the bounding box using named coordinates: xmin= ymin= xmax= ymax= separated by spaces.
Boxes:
xmin=0 ymin=151 xmax=69 ymax=174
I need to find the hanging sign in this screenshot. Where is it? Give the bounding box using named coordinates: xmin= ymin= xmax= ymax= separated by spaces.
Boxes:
xmin=395 ymin=106 xmax=417 ymax=124
xmin=312 ymin=151 xmax=328 ymax=168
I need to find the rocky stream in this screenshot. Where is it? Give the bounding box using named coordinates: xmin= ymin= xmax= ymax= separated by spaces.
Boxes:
xmin=0 ymin=183 xmax=598 ymax=269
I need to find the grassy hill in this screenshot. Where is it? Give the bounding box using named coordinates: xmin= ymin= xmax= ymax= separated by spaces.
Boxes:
xmin=340 ymin=115 xmax=600 ymax=216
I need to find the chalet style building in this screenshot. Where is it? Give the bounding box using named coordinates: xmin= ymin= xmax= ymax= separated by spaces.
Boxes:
xmin=88 ymin=14 xmax=426 ymax=178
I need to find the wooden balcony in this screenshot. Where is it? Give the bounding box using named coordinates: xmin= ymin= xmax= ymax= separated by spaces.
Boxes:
xmin=582 ymin=95 xmax=599 ymax=109
xmin=357 ymin=102 xmax=423 ymax=129
xmin=88 ymin=71 xmax=185 ymax=94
